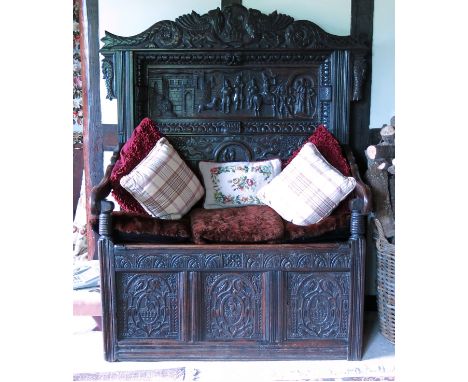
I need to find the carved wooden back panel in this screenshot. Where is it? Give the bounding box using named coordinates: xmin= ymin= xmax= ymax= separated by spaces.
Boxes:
xmin=100 ymin=4 xmax=367 ymax=170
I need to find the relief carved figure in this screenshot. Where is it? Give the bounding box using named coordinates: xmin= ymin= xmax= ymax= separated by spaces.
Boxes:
xmin=246 ymin=78 xmax=258 ymax=111
xmin=294 ymin=78 xmax=307 ymax=115
xmin=220 ymin=79 xmax=233 ymax=113
xmin=291 ymin=77 xmax=316 ymax=117
xmin=260 ymin=71 xmax=278 ymax=116
xmin=233 ymin=75 xmax=244 ymax=111
xmin=275 ymin=82 xmax=291 ymax=118
xmin=307 ymin=83 xmax=316 ymax=116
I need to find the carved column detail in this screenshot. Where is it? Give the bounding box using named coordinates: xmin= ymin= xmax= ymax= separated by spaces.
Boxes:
xmin=98 ymin=200 xmax=114 ymax=237
xmin=351 ymin=52 xmax=367 ymax=101
xmin=101 ymin=55 xmax=116 ymax=100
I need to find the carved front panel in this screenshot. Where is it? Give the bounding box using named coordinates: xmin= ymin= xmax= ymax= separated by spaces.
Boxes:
xmin=116 ymin=272 xmax=181 ymax=339
xmin=286 ymin=272 xmax=349 ymax=339
xmin=202 ymin=272 xmax=265 ymax=341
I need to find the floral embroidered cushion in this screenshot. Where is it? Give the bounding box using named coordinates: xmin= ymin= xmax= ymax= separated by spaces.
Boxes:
xmin=257 ymin=143 xmax=356 ymax=226
xmin=199 ymin=159 xmax=282 ymax=209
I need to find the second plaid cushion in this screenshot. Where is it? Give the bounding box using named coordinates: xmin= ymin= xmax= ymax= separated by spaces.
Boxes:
xmin=257 ymin=142 xmax=356 ymax=226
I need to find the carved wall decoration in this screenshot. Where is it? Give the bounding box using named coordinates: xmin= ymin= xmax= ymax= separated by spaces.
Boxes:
xmin=116 ymin=273 xmax=180 ymax=339
xmin=287 ymin=272 xmax=349 ymax=339
xmin=203 ymin=272 xmax=264 ymax=340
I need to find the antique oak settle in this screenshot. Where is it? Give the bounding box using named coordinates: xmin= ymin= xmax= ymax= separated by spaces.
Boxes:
xmin=92 ymin=4 xmax=371 ymax=361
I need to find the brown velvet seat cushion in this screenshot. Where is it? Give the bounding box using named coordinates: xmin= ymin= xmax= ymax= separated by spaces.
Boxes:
xmin=284 ymin=208 xmax=350 ymax=242
xmin=91 ymin=211 xmax=192 ymax=243
xmin=190 ymin=206 xmax=285 ymax=244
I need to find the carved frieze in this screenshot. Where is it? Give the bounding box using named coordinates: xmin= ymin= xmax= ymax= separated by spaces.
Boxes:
xmin=287 ymin=272 xmax=349 ymax=339
xmin=140 ymin=66 xmax=322 ymax=120
xmin=101 ymin=4 xmax=365 ymax=51
xmin=154 ymin=120 xmax=317 ymax=136
xmin=157 ymin=121 xmax=241 ymax=135
xmin=243 ymin=121 xmax=317 ymax=134
xmin=166 ymin=134 xmax=308 ymax=164
xmin=116 ymin=273 xmax=180 ymax=339
xmin=135 ymin=52 xmax=330 ymax=68
xmin=203 ymin=272 xmax=264 ymax=340
xmin=114 ymin=249 xmax=351 ymax=271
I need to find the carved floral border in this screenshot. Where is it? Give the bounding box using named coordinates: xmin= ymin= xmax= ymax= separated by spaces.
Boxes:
xmin=73 ymin=0 xmax=83 ymax=130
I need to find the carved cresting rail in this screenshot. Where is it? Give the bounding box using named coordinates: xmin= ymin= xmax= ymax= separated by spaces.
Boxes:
xmin=100 ymin=4 xmax=367 ymax=153
xmin=97 ymin=4 xmax=370 ymax=361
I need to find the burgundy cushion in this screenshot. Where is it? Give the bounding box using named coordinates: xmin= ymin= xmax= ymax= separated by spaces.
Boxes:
xmin=284 ymin=125 xmax=351 ymax=176
xmin=110 ymin=118 xmax=162 ymax=214
xmin=284 ymin=211 xmax=350 ymax=241
xmin=190 ymin=206 xmax=285 ymax=244
xmin=91 ymin=211 xmax=191 ymax=243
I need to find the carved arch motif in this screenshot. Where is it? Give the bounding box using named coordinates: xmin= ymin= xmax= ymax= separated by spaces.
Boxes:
xmin=287 ymin=272 xmax=349 ymax=339
xmin=204 ymin=272 xmax=264 ymax=340
xmin=117 ymin=273 xmax=180 ymax=339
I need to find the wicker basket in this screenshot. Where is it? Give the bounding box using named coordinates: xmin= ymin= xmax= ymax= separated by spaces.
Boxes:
xmin=373 ymin=218 xmax=395 ymax=343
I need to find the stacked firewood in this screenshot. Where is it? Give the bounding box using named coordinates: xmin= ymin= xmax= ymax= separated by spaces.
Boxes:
xmin=365 ymin=117 xmax=395 ymax=242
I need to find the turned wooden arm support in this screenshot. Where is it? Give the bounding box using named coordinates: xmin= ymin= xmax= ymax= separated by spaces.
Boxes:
xmin=343 ymin=146 xmax=372 ymax=215
xmin=90 ymin=147 xmax=121 ymax=218
xmin=98 ymin=199 xmax=115 ymax=237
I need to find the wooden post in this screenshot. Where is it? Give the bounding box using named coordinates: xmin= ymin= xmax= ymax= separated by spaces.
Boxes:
xmin=80 ymin=0 xmax=103 ymax=260
xmin=97 ymin=199 xmax=116 ymax=361
xmin=348 ymin=198 xmax=366 ymax=360
xmin=350 ymin=0 xmax=374 ymax=172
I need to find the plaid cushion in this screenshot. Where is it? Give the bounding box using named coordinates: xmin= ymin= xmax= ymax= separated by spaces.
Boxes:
xmin=257 ymin=143 xmax=356 ymax=226
xmin=119 ymin=138 xmax=204 ymax=219
xmin=110 ymin=117 xmax=162 ymax=215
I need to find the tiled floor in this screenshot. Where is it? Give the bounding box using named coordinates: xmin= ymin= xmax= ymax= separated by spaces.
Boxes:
xmin=72 ymin=312 xmax=394 ymax=381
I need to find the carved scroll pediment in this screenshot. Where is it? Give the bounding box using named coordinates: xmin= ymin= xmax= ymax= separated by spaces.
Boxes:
xmin=101 ymin=4 xmax=366 ymax=51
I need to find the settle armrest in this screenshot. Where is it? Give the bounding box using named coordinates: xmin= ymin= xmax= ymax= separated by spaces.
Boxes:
xmin=90 ymin=147 xmax=120 ymax=217
xmin=343 ymin=146 xmax=372 ymax=214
